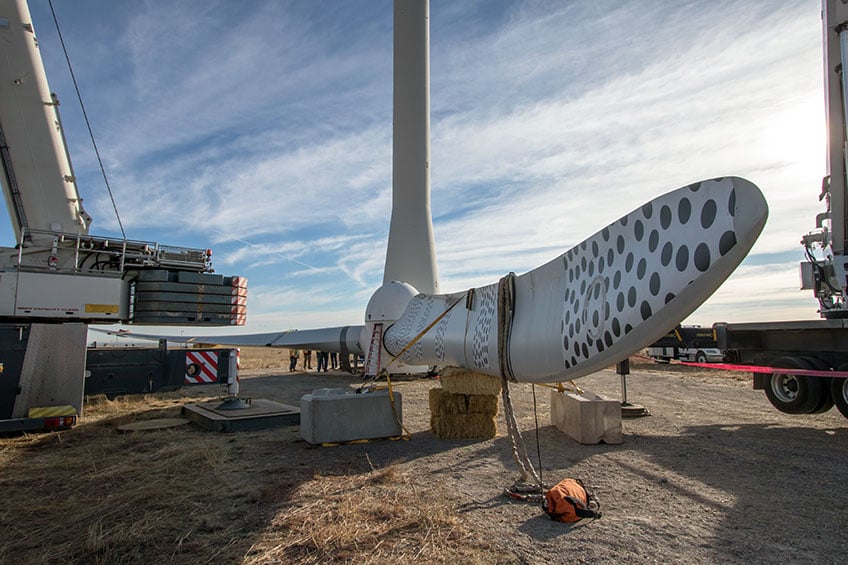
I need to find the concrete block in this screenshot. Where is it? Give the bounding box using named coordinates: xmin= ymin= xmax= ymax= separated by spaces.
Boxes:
xmin=300 ymin=388 xmax=402 ymax=444
xmin=550 ymin=390 xmax=622 ymax=444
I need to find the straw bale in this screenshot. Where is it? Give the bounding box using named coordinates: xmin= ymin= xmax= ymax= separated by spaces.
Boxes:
xmin=439 ymin=368 xmax=501 ymax=396
xmin=467 ymin=394 xmax=498 ymax=416
xmin=428 ymin=388 xmax=468 ymax=414
xmin=430 ymin=413 xmax=497 ymax=439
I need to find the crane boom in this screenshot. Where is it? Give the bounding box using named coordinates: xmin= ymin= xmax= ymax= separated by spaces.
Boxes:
xmin=0 ymin=0 xmax=90 ymax=241
xmin=801 ymin=0 xmax=848 ymax=317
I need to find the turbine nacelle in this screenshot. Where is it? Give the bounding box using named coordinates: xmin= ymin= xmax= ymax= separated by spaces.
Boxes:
xmin=361 ymin=280 xmax=428 ymax=375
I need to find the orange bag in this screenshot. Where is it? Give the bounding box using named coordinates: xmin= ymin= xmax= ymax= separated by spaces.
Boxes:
xmin=542 ymin=478 xmax=602 ymax=523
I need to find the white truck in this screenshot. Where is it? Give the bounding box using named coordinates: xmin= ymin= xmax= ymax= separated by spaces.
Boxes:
xmin=646 ymin=325 xmax=724 ymax=364
xmin=0 ymin=0 xmax=245 ymax=431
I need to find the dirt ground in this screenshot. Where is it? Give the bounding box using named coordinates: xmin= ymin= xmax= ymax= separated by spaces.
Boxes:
xmin=1 ymin=354 xmax=847 ymax=563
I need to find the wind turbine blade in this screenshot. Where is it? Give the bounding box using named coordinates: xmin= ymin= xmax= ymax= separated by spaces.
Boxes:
xmin=383 ymin=177 xmax=768 ymax=383
xmin=98 ymin=326 xmax=364 ymax=354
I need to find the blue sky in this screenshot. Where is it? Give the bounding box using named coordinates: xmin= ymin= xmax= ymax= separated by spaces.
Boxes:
xmin=16 ymin=0 xmax=828 ymax=333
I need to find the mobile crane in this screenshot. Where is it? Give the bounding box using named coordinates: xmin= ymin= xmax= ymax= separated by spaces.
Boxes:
xmin=715 ymin=0 xmax=848 ymax=420
xmin=0 ymin=0 xmax=245 ymax=431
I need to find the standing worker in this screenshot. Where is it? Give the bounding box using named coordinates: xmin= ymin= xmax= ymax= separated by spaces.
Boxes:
xmin=289 ymin=349 xmax=299 ymax=372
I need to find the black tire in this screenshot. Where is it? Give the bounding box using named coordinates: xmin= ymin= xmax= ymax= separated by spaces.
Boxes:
xmin=763 ymin=356 xmax=823 ymax=414
xmin=832 ymin=364 xmax=848 ymax=419
xmin=695 ymin=351 xmax=707 ymax=363
xmin=800 ymin=357 xmax=833 ymax=414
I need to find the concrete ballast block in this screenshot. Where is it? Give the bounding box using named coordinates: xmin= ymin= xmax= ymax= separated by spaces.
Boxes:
xmin=300 ymin=388 xmax=402 ymax=444
xmin=550 ymin=390 xmax=622 ymax=444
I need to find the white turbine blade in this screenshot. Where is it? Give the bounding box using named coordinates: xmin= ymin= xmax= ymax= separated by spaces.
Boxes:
xmin=383 ymin=177 xmax=768 ymax=383
xmin=96 ymin=326 xmax=364 ymax=354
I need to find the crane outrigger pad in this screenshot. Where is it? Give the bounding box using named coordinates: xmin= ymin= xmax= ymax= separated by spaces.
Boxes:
xmin=181 ymin=398 xmax=299 ymax=432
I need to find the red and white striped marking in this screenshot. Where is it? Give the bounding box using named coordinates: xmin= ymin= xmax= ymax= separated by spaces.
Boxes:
xmin=231 ymin=277 xmax=247 ymax=325
xmin=185 ymin=350 xmax=219 ymax=384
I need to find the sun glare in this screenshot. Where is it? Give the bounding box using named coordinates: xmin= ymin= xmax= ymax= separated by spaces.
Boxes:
xmin=763 ymin=96 xmax=826 ymax=181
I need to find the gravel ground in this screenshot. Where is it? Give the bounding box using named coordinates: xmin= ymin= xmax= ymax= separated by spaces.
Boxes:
xmin=238 ymin=362 xmax=848 ymax=564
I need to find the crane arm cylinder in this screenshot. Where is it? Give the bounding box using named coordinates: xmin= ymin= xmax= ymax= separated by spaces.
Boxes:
xmin=0 ymin=0 xmax=91 ymax=240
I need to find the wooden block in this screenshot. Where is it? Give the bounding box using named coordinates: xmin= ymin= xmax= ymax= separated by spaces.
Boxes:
xmin=550 ymin=390 xmax=622 ymax=444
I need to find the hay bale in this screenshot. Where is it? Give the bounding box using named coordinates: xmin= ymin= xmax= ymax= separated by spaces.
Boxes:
xmin=467 ymin=394 xmax=498 ymax=416
xmin=428 ymin=388 xmax=468 ymax=415
xmin=430 ymin=413 xmax=497 ymax=439
xmin=440 ymin=368 xmax=501 ymax=396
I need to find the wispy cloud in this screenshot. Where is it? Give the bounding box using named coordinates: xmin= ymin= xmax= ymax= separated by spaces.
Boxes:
xmin=25 ymin=0 xmax=827 ymax=332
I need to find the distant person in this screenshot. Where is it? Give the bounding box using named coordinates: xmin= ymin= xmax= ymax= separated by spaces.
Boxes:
xmin=289 ymin=349 xmax=299 ymax=372
xmin=317 ymin=351 xmax=329 ymax=372
xmin=330 ymin=352 xmax=338 ymax=370
xmin=304 ymin=349 xmax=313 ymax=370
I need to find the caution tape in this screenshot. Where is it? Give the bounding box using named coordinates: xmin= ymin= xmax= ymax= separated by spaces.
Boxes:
xmin=676 ymin=360 xmax=848 ymax=378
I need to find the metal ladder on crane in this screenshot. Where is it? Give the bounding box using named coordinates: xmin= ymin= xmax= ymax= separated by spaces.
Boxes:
xmin=364 ymin=323 xmax=383 ymax=376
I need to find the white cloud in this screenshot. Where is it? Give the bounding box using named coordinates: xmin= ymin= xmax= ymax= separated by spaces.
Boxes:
xmin=29 ymin=0 xmax=830 ymax=331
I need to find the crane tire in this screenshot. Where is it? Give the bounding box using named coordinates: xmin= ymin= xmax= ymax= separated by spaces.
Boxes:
xmin=763 ymin=356 xmax=822 ymax=414
xmin=799 ymin=357 xmax=833 ymax=414
xmin=832 ymin=364 xmax=848 ymax=419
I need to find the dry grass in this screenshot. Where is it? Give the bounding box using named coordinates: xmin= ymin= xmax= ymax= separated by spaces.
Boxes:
xmin=0 ymin=383 xmax=494 ymax=564
xmin=243 ymin=460 xmax=492 ymax=564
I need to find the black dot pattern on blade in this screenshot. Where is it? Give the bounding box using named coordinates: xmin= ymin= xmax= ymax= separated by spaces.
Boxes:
xmin=661 ymin=242 xmax=673 ymax=266
xmin=701 ymin=199 xmax=717 ymax=229
xmin=676 ymin=246 xmax=689 ymax=271
xmin=694 ymin=243 xmax=711 ymax=272
xmin=660 ymin=205 xmax=672 ymax=229
xmin=557 ymin=178 xmax=746 ymax=372
xmin=678 ymin=198 xmax=691 ymax=224
xmin=648 ymin=230 xmax=659 ymax=252
xmin=650 ymin=273 xmax=660 ymax=295
xmin=719 ymin=230 xmax=736 ymax=256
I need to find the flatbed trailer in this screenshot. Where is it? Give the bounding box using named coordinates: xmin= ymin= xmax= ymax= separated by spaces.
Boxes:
xmin=85 ymin=344 xmax=239 ymax=399
xmin=714 ymin=320 xmax=848 ymax=419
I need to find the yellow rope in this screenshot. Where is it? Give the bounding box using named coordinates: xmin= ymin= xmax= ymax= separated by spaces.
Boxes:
xmin=385 ymin=372 xmax=411 ymax=440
